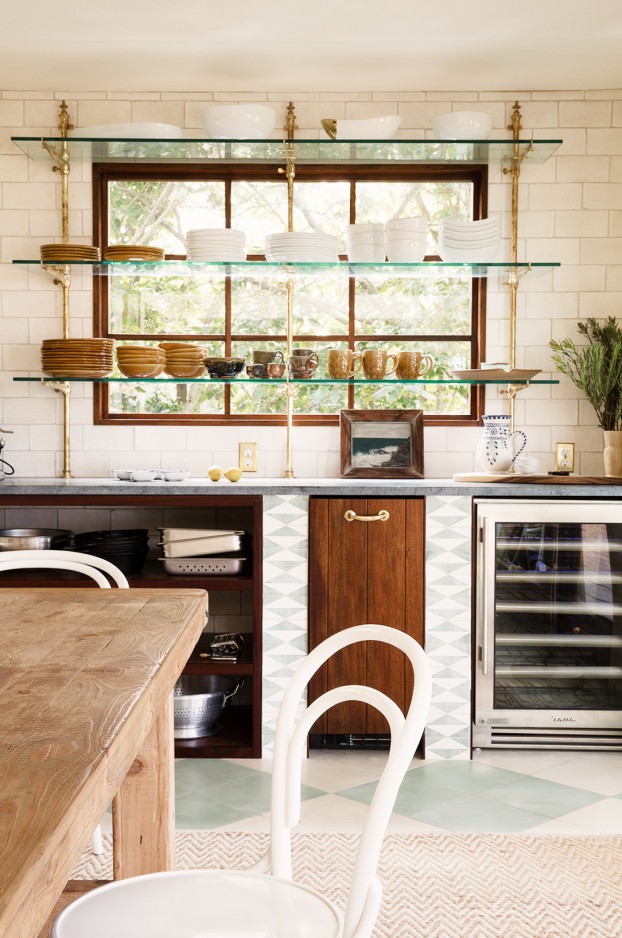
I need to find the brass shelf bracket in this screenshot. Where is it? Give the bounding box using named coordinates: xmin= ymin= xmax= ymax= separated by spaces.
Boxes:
xmin=43 ymin=379 xmax=72 ymax=478
xmin=278 ymin=102 xmax=297 ymax=478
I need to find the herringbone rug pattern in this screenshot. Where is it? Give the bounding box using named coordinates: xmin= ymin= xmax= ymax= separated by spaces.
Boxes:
xmin=72 ymin=831 xmax=622 ymax=937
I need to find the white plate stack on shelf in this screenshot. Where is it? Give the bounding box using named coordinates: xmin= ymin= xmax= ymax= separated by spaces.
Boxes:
xmin=345 ymin=223 xmax=385 ymax=262
xmin=265 ymin=231 xmax=340 ymax=262
xmin=438 ymin=217 xmax=500 ymax=263
xmin=157 ymin=527 xmax=247 ymax=575
xmin=185 ymin=228 xmax=247 ymax=261
xmin=385 ymin=216 xmax=427 ymax=262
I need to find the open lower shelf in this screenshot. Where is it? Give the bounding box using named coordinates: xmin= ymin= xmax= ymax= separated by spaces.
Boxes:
xmin=11 ymin=136 xmax=563 ymax=166
xmin=0 ymin=562 xmax=253 ymax=591
xmin=13 ymin=258 xmax=560 ymax=279
xmin=174 ymin=704 xmax=254 ymax=758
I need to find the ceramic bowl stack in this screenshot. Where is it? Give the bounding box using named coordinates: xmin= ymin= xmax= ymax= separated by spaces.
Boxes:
xmin=385 ymin=217 xmax=427 ymax=262
xmin=41 ymin=338 xmax=114 ymax=377
xmin=116 ymin=344 xmax=166 ymax=378
xmin=104 ymin=245 xmax=164 ymax=261
xmin=185 ymin=228 xmax=246 ymax=261
xmin=40 ymin=243 xmax=100 ymax=263
xmin=265 ymin=232 xmax=340 ymax=262
xmin=438 ymin=217 xmax=500 ymax=263
xmin=159 ymin=342 xmax=206 ymax=378
xmin=345 ymin=223 xmax=385 ymax=262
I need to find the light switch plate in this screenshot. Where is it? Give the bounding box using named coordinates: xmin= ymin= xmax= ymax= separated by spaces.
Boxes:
xmin=239 ymin=442 xmax=257 ymax=472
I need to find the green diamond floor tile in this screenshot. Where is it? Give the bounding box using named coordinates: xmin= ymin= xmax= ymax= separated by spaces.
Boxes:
xmin=412 ymin=793 xmax=552 ymax=833
xmin=480 ymin=775 xmax=604 ymax=818
xmin=338 ymin=775 xmax=464 ymax=815
xmin=175 ymin=792 xmax=257 ymax=830
xmin=405 ymin=759 xmax=528 ymax=793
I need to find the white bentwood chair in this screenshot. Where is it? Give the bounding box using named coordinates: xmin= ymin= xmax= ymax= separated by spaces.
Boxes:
xmin=0 ymin=548 xmax=130 ymax=854
xmin=52 ymin=623 xmax=432 ymax=938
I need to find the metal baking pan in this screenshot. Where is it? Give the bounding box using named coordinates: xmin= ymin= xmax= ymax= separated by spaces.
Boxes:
xmin=159 ymin=556 xmax=246 ymax=576
xmin=157 ymin=528 xmax=245 ymax=558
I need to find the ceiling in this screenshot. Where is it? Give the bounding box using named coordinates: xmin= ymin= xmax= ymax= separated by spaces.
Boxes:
xmin=4 ymin=1 xmax=622 ymax=93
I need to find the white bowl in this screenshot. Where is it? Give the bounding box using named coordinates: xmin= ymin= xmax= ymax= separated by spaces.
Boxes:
xmin=432 ymin=110 xmax=493 ymax=140
xmin=161 ymin=469 xmax=191 ymax=482
xmin=202 ymin=104 xmax=277 ymax=139
xmin=439 ymin=245 xmax=500 ymax=262
xmin=347 ymin=244 xmax=386 ymax=262
xmin=386 ymin=241 xmax=426 ymax=262
xmin=385 ymin=217 xmax=427 ymax=232
xmin=335 ymin=115 xmax=401 ymax=140
xmin=346 ymin=233 xmax=386 ymax=245
xmin=70 ymin=123 xmax=183 ymax=139
xmin=346 ymin=223 xmax=385 ymax=234
xmin=128 ymin=469 xmax=159 ymax=482
xmin=112 ymin=469 xmax=132 ymax=480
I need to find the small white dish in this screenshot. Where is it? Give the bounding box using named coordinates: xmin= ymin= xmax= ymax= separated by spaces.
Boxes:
xmin=128 ymin=469 xmax=158 ymax=482
xmin=161 ymin=470 xmax=191 ymax=482
xmin=112 ymin=469 xmax=132 ymax=480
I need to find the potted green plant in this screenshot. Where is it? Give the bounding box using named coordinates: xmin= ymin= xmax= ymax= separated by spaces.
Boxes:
xmin=549 ymin=316 xmax=622 ymax=477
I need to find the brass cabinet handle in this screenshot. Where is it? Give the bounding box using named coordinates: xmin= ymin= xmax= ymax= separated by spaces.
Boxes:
xmin=344 ymin=509 xmax=390 ymax=523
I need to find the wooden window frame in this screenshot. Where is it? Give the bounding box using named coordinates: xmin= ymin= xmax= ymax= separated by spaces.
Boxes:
xmin=92 ymin=162 xmax=487 ymax=427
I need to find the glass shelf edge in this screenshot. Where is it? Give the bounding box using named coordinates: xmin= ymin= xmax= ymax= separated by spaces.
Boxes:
xmin=10 ymin=136 xmax=563 ymax=166
xmin=12 ymin=376 xmax=560 ymax=386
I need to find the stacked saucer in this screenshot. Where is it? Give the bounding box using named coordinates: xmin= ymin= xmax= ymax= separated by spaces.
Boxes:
xmin=116 ymin=344 xmax=166 ymax=378
xmin=265 ymin=232 xmax=340 ymax=262
xmin=41 ymin=338 xmax=114 ymax=377
xmin=159 ymin=342 xmax=206 ymax=378
xmin=40 ymin=243 xmax=100 ymax=263
xmin=185 ymin=228 xmax=246 ymax=261
xmin=104 ymin=245 xmax=164 ymax=261
xmin=438 ymin=218 xmax=500 ymax=263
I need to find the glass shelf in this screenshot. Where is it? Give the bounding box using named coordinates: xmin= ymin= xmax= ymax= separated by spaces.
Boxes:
xmin=12 ymin=259 xmax=560 ymax=279
xmin=13 ymin=376 xmax=559 ymax=386
xmin=11 ymin=136 xmax=562 ymax=166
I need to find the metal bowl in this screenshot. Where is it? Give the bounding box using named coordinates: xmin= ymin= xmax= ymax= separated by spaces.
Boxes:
xmin=173 ymin=674 xmax=243 ymax=739
xmin=0 ymin=528 xmax=73 ymax=550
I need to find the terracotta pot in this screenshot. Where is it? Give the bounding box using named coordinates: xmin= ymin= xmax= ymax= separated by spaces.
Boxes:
xmin=603 ymin=430 xmax=622 ymax=477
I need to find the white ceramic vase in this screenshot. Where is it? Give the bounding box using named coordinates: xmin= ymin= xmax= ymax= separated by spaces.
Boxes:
xmin=476 ymin=414 xmax=527 ymax=473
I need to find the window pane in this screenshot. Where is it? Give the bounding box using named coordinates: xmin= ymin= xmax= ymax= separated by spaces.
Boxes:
xmin=355 ymin=273 xmax=472 ymax=337
xmin=110 ymin=273 xmax=225 ymax=335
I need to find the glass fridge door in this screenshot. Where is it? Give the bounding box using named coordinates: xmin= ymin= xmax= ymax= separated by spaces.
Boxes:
xmin=474 ymin=500 xmax=622 ymax=747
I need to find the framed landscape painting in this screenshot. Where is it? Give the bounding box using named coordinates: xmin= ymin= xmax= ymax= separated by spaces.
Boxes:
xmin=340 ymin=409 xmax=424 ymax=478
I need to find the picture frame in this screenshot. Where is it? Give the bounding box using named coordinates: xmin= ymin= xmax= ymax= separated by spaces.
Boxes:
xmin=554 ymin=441 xmax=575 ymax=473
xmin=340 ymin=409 xmax=424 ymax=478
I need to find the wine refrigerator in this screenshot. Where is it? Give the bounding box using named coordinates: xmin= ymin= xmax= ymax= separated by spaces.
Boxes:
xmin=473 ymin=500 xmax=622 ymax=749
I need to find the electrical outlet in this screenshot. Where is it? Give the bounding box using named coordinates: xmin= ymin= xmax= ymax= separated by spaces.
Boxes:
xmin=239 ymin=442 xmax=257 ymax=472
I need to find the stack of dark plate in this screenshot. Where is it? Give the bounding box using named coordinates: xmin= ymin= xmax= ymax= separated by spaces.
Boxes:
xmin=72 ymin=529 xmax=150 ymax=574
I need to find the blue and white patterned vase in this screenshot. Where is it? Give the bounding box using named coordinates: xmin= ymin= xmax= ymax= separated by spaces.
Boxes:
xmin=476 ymin=414 xmax=527 ymax=472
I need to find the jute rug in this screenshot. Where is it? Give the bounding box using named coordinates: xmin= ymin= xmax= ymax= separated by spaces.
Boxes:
xmin=72 ymin=831 xmax=622 ymax=937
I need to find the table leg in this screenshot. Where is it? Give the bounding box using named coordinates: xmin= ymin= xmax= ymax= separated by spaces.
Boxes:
xmin=112 ymin=695 xmax=175 ymax=878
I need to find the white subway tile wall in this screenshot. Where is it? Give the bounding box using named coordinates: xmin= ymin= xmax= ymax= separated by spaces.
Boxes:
xmin=1 ymin=89 xmax=620 ymax=478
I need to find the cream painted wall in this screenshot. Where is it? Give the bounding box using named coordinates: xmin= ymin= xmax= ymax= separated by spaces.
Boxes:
xmin=1 ymin=88 xmax=620 ymax=479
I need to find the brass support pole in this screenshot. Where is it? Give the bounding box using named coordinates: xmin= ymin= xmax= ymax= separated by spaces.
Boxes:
xmin=46 ymin=380 xmax=72 ymax=478
xmin=45 ymin=264 xmax=71 ymax=338
xmin=279 ymin=102 xmax=297 ymax=478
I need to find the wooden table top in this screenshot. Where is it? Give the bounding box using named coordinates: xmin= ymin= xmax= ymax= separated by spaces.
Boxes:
xmin=0 ymin=587 xmax=208 ymax=938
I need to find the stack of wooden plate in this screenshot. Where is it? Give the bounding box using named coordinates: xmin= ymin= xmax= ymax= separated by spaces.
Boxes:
xmin=41 ymin=339 xmax=114 ymax=377
xmin=104 ymin=245 xmax=165 ymax=261
xmin=116 ymin=344 xmax=166 ymax=378
xmin=40 ymin=244 xmax=101 ymax=263
xmin=159 ymin=342 xmax=206 ymax=378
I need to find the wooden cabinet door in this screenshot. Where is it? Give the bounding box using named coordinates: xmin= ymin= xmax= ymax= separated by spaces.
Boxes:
xmin=308 ymin=497 xmax=424 ymax=734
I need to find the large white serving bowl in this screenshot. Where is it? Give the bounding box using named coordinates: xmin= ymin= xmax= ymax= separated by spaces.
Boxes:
xmin=432 ymin=110 xmax=493 ymax=140
xmin=202 ymin=104 xmax=277 ymax=139
xmin=335 ymin=115 xmax=401 ymax=139
xmin=69 ymin=122 xmax=183 ymax=138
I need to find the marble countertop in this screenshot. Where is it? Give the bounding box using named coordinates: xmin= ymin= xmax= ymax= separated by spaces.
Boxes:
xmin=1 ymin=476 xmax=622 ymax=497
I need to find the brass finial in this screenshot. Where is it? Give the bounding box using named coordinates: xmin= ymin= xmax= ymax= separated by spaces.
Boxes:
xmin=284 ymin=101 xmax=297 ymax=139
xmin=58 ymin=100 xmax=74 ymax=138
xmin=507 ymin=101 xmax=522 ymax=137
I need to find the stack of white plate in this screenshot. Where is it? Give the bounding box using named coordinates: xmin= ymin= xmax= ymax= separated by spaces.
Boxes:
xmin=438 ymin=218 xmax=500 ymax=263
xmin=345 ymin=223 xmax=385 ymax=262
xmin=265 ymin=232 xmax=340 ymax=262
xmin=385 ymin=217 xmax=427 ymax=262
xmin=185 ymin=228 xmax=246 ymax=261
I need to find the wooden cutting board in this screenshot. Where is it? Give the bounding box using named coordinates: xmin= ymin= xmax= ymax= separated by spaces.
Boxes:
xmin=452 ymin=472 xmax=622 ymax=484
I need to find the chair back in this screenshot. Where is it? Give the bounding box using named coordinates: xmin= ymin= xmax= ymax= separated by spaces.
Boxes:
xmin=270 ymin=623 xmax=432 ymax=938
xmin=0 ymin=548 xmax=130 ymax=588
